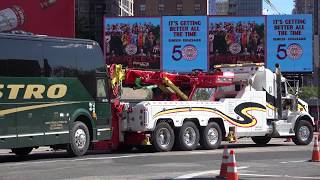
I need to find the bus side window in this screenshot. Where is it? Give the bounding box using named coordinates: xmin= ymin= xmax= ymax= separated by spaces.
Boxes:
xmin=43 ymin=41 xmax=77 ymax=77
xmin=0 ymin=38 xmax=42 ymax=77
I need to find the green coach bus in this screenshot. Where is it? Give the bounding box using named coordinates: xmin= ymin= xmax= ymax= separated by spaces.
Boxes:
xmin=0 ymin=33 xmax=112 ymax=156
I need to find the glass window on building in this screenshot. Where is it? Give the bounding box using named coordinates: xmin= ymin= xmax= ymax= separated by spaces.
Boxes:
xmin=176 ymin=3 xmax=183 ymax=11
xmin=158 ymin=3 xmax=165 ymax=12
xmin=140 ymin=4 xmax=146 ymax=12
xmin=194 ymin=3 xmax=201 ymax=14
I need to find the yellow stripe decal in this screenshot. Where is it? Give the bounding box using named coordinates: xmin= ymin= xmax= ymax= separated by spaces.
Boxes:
xmin=0 ymin=102 xmax=80 ymax=116
xmin=153 ymin=102 xmax=266 ymax=128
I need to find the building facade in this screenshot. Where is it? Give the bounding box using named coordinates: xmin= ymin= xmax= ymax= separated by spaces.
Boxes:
xmin=134 ymin=0 xmax=207 ymax=16
xmin=228 ymin=0 xmax=262 ymax=16
xmin=76 ymin=0 xmax=134 ymax=46
xmin=206 ymin=0 xmax=262 ymax=16
xmin=293 ymin=0 xmax=319 ymax=35
xmin=207 ymin=0 xmax=217 ymax=15
xmin=215 ymin=0 xmax=229 ymax=15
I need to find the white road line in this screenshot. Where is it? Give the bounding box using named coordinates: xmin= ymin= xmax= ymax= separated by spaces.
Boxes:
xmin=173 ymin=170 xmax=220 ymax=179
xmin=173 ymin=166 xmax=248 ymax=180
xmin=280 ymin=160 xmax=307 ymax=164
xmin=0 ymin=154 xmax=146 ymax=167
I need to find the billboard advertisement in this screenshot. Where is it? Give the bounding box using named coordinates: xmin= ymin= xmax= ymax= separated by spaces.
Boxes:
xmin=104 ymin=17 xmax=161 ymax=69
xmin=0 ymin=0 xmax=75 ymax=37
xmin=162 ymin=16 xmax=208 ymax=72
xmin=208 ymin=16 xmax=265 ymax=69
xmin=267 ymin=14 xmax=313 ymax=72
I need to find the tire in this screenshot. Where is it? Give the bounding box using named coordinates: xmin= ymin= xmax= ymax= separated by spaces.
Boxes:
xmin=67 ymin=121 xmax=90 ymax=156
xmin=11 ymin=147 xmax=33 ymax=156
xmin=293 ymin=120 xmax=313 ymax=145
xmin=200 ymin=122 xmax=222 ymax=150
xmin=176 ymin=121 xmax=200 ymax=151
xmin=251 ymin=136 xmax=272 ymax=145
xmin=151 ymin=121 xmax=175 ymax=152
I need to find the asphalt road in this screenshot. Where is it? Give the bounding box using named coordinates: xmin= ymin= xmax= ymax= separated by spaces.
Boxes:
xmin=0 ymin=139 xmax=319 ymax=180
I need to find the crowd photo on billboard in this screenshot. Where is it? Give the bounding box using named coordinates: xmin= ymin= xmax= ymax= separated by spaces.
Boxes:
xmin=208 ymin=17 xmax=265 ymax=68
xmin=105 ymin=17 xmax=161 ymax=69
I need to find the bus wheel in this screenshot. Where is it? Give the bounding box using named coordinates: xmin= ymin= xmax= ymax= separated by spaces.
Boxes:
xmin=200 ymin=122 xmax=222 ymax=150
xmin=293 ymin=120 xmax=313 ymax=145
xmin=11 ymin=147 xmax=33 ymax=156
xmin=151 ymin=121 xmax=175 ymax=152
xmin=67 ymin=121 xmax=90 ymax=156
xmin=176 ymin=121 xmax=200 ymax=151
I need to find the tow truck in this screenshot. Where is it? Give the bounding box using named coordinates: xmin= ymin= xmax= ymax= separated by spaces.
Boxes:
xmin=94 ymin=63 xmax=315 ymax=152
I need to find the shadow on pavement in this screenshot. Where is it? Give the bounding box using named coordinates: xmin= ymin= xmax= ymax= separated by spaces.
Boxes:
xmin=0 ymin=142 xmax=291 ymax=163
xmin=154 ymin=178 xmax=250 ymax=180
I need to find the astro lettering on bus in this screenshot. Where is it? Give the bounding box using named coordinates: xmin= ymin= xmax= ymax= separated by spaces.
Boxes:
xmin=0 ymin=84 xmax=67 ymax=99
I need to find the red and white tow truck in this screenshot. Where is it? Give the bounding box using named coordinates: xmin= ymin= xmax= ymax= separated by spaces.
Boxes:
xmin=94 ymin=63 xmax=315 ymax=152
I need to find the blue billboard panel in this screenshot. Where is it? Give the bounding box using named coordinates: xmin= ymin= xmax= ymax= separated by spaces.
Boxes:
xmin=208 ymin=16 xmax=265 ymax=69
xmin=267 ymin=15 xmax=313 ymax=72
xmin=162 ymin=16 xmax=208 ymax=72
xmin=104 ymin=17 xmax=161 ymax=69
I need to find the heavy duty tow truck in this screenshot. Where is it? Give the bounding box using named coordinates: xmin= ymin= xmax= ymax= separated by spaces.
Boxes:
xmin=94 ymin=63 xmax=315 ymax=152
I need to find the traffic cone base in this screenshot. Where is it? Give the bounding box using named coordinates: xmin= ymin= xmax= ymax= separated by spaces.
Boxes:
xmin=311 ymin=136 xmax=320 ymax=162
xmin=216 ymin=145 xmax=229 ymax=179
xmin=226 ymin=150 xmax=238 ymax=180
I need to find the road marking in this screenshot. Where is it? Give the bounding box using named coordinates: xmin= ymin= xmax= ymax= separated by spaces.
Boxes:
xmin=174 ymin=168 xmax=319 ymax=180
xmin=0 ymin=154 xmax=146 ymax=167
xmin=173 ymin=166 xmax=248 ymax=179
xmin=173 ymin=170 xmax=220 ymax=179
xmin=280 ymin=160 xmax=307 ymax=164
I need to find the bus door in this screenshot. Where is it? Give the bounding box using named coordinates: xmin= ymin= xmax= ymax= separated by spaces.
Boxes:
xmin=95 ymin=74 xmax=112 ymax=140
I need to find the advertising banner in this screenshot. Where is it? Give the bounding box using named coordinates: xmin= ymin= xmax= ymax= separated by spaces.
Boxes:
xmin=162 ymin=16 xmax=208 ymax=72
xmin=0 ymin=0 xmax=75 ymax=37
xmin=208 ymin=16 xmax=265 ymax=69
xmin=267 ymin=15 xmax=313 ymax=72
xmin=104 ymin=17 xmax=161 ymax=69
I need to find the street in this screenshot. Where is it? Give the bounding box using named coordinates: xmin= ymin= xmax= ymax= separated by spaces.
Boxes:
xmin=0 ymin=138 xmax=319 ymax=180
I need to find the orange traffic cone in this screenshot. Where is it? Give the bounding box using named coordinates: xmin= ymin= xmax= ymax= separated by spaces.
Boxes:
xmin=311 ymin=136 xmax=320 ymax=162
xmin=226 ymin=150 xmax=238 ymax=180
xmin=217 ymin=145 xmax=229 ymax=179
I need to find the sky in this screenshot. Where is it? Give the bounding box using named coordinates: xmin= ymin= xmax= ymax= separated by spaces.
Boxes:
xmin=263 ymin=0 xmax=295 ymax=15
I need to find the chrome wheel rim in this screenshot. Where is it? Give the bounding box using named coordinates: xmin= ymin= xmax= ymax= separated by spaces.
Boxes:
xmin=157 ymin=128 xmax=171 ymax=148
xmin=183 ymin=127 xmax=196 ymax=147
xmin=75 ymin=129 xmax=86 ymax=149
xmin=299 ymin=126 xmax=310 ymax=141
xmin=207 ymin=128 xmax=219 ymax=145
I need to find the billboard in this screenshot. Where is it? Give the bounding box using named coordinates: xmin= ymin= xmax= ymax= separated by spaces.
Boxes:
xmin=208 ymin=16 xmax=265 ymax=69
xmin=104 ymin=17 xmax=161 ymax=69
xmin=162 ymin=16 xmax=208 ymax=72
xmin=0 ymin=0 xmax=75 ymax=37
xmin=267 ymin=15 xmax=313 ymax=72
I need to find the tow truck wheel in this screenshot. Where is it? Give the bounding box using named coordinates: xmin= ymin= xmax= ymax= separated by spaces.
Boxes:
xmin=293 ymin=120 xmax=313 ymax=145
xmin=251 ymin=136 xmax=272 ymax=145
xmin=176 ymin=121 xmax=200 ymax=151
xmin=11 ymin=147 xmax=33 ymax=156
xmin=67 ymin=121 xmax=90 ymax=156
xmin=151 ymin=121 xmax=175 ymax=152
xmin=200 ymin=122 xmax=222 ymax=150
